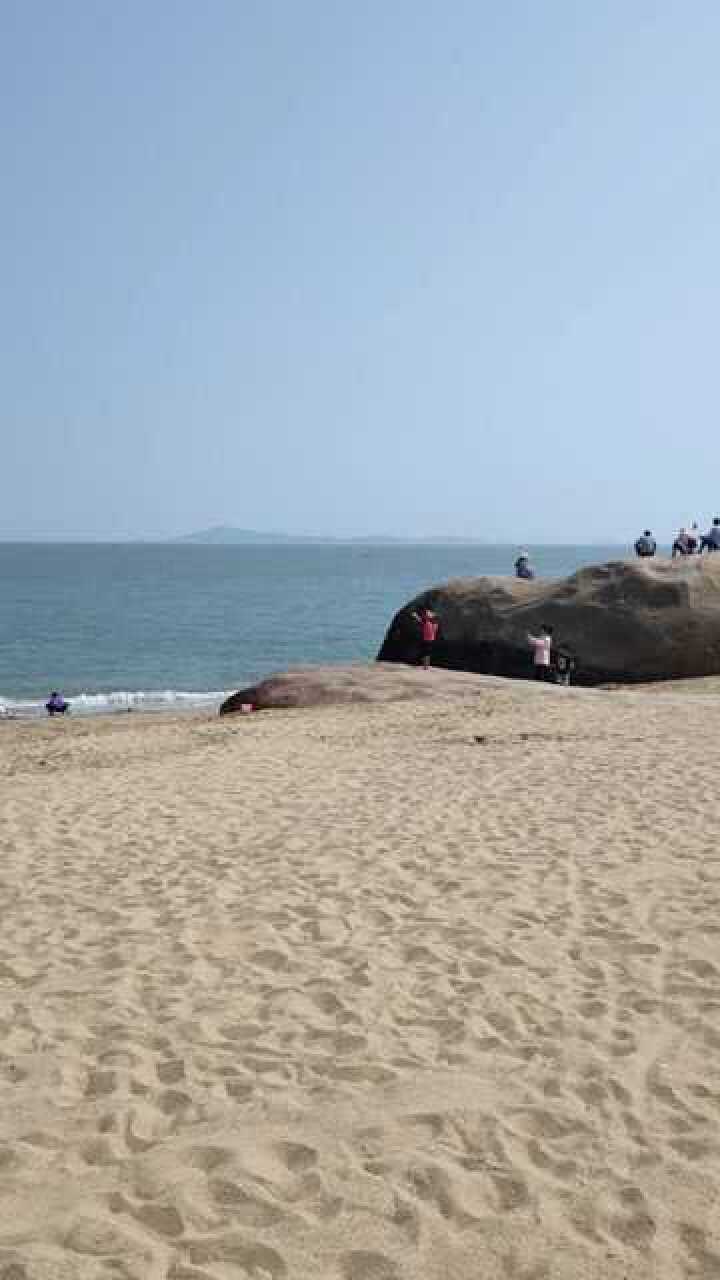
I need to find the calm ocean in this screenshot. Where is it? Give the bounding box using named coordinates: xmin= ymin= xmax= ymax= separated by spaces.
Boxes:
xmin=0 ymin=543 xmax=627 ymax=716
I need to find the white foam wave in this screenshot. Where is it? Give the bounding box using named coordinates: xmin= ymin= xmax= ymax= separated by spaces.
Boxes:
xmin=0 ymin=689 xmax=231 ymax=720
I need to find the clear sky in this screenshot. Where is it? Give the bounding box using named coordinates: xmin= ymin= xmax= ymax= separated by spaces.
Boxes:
xmin=2 ymin=1 xmax=719 ymax=541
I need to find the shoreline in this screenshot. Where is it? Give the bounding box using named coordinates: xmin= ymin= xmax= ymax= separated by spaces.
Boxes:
xmin=0 ymin=689 xmax=229 ymax=723
xmin=4 ymin=664 xmax=720 ymax=727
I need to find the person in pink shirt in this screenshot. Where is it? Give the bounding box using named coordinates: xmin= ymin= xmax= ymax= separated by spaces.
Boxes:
xmin=411 ymin=607 xmax=439 ymax=668
xmin=527 ymin=625 xmax=553 ymax=680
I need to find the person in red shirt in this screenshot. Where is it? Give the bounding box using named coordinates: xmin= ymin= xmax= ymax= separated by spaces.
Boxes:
xmin=411 ymin=607 xmax=439 ymax=668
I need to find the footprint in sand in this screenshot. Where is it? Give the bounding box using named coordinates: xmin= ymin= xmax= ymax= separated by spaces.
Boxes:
xmin=340 ymin=1251 xmax=402 ymax=1280
xmin=185 ymin=1235 xmax=287 ymax=1278
xmin=274 ymin=1140 xmax=318 ymax=1173
xmin=208 ymin=1178 xmax=287 ymax=1228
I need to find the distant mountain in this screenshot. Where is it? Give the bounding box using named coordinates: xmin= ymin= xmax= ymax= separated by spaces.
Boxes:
xmin=174 ymin=526 xmax=320 ymax=545
xmin=174 ymin=526 xmax=494 ymax=546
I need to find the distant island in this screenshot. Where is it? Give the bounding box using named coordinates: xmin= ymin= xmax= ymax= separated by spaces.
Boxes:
xmin=174 ymin=526 xmax=494 ymax=546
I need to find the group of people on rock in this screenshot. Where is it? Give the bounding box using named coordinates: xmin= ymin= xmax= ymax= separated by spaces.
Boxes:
xmin=635 ymin=518 xmax=720 ymax=558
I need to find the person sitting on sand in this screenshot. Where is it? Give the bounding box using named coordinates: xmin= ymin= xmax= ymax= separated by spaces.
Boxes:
xmin=528 ymin=625 xmax=553 ymax=680
xmin=514 ymin=552 xmax=535 ymax=580
xmin=46 ymin=691 xmax=69 ymax=716
xmin=634 ymin=530 xmax=657 ymax=557
xmin=700 ymin=518 xmax=720 ymax=553
xmin=411 ymin=607 xmax=439 ymax=669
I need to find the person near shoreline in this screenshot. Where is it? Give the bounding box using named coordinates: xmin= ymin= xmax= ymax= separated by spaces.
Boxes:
xmin=634 ymin=530 xmax=657 ymax=557
xmin=699 ymin=518 xmax=720 ymax=553
xmin=514 ymin=551 xmax=535 ymax=580
xmin=528 ymin=625 xmax=553 ymax=681
xmin=411 ymin=607 xmax=439 ymax=669
xmin=46 ymin=691 xmax=69 ymax=716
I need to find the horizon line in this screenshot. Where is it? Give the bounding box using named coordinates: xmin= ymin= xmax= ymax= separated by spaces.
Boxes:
xmin=0 ymin=535 xmax=636 ymax=547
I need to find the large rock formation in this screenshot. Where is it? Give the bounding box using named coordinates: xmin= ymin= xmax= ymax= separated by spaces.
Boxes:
xmin=219 ymin=663 xmax=500 ymax=715
xmin=376 ymin=556 xmax=720 ymax=685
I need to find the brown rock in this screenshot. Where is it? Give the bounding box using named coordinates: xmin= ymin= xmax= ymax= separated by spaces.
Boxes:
xmin=218 ymin=663 xmax=499 ymax=715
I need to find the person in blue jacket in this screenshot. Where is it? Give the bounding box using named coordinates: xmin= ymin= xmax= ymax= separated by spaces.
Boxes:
xmin=514 ymin=552 xmax=535 ymax=580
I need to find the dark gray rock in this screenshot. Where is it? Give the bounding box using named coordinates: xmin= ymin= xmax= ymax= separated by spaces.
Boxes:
xmin=376 ymin=556 xmax=720 ymax=685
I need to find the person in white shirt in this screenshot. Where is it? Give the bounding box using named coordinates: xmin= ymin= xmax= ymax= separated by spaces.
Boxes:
xmin=528 ymin=625 xmax=553 ymax=681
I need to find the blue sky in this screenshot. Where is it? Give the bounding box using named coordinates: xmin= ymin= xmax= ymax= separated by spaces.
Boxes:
xmin=2 ymin=1 xmax=719 ymax=540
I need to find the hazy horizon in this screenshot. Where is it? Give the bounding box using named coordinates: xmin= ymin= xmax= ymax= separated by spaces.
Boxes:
xmin=0 ymin=524 xmax=651 ymax=547
xmin=4 ymin=3 xmax=720 ymax=542
xmin=0 ymin=522 xmax=634 ymax=546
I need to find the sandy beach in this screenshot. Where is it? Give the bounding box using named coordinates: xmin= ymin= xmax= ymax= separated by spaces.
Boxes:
xmin=1 ymin=674 xmax=720 ymax=1279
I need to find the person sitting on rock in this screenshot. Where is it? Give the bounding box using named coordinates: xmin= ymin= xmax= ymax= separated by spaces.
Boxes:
xmin=411 ymin=607 xmax=439 ymax=669
xmin=634 ymin=530 xmax=657 ymax=557
xmin=687 ymin=523 xmax=699 ymax=553
xmin=528 ymin=625 xmax=553 ymax=681
xmin=46 ymin=691 xmax=69 ymax=716
xmin=672 ymin=528 xmax=692 ymax=557
xmin=700 ymin=518 xmax=720 ymax=553
xmin=514 ymin=552 xmax=535 ymax=580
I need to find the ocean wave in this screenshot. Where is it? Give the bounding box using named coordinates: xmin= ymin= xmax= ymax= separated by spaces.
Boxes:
xmin=0 ymin=689 xmax=231 ymax=720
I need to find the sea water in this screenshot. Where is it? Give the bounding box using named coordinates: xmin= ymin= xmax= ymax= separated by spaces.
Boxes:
xmin=0 ymin=542 xmax=626 ymax=717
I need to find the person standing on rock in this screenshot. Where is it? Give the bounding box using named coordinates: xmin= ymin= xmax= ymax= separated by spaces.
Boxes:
xmin=411 ymin=607 xmax=439 ymax=669
xmin=528 ymin=625 xmax=553 ymax=681
xmin=634 ymin=530 xmax=657 ymax=557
